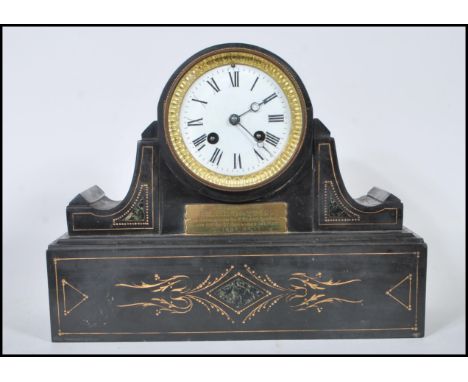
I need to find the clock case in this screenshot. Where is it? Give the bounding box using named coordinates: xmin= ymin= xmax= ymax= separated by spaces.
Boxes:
xmin=66 ymin=43 xmax=403 ymax=234
xmin=47 ymin=43 xmax=427 ymax=342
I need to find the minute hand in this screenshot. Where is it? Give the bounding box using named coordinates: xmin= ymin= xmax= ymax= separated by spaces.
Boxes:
xmin=237 ymin=122 xmax=257 ymax=143
xmin=237 ymin=122 xmax=272 ymax=156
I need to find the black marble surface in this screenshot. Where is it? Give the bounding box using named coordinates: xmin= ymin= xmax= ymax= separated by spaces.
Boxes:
xmin=47 ymin=229 xmax=426 ymax=342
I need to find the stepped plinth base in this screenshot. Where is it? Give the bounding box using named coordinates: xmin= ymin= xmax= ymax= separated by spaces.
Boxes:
xmin=47 ymin=230 xmax=426 ymax=342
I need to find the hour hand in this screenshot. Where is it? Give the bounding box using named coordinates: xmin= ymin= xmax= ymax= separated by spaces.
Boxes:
xmin=238 ymin=92 xmax=278 ymax=117
xmin=238 ymin=102 xmax=262 ymax=117
xmin=259 ymin=92 xmax=278 ymax=105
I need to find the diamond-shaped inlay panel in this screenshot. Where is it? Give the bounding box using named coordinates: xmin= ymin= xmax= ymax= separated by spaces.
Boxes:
xmin=208 ymin=273 xmax=269 ymax=314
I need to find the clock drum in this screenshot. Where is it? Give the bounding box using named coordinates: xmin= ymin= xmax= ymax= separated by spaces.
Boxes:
xmin=159 ymin=45 xmax=312 ymax=202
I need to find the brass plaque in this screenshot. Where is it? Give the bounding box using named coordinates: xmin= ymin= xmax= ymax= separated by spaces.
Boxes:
xmin=185 ymin=202 xmax=288 ymax=235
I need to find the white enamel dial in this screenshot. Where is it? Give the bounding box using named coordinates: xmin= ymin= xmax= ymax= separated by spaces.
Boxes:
xmin=179 ymin=64 xmax=292 ymax=176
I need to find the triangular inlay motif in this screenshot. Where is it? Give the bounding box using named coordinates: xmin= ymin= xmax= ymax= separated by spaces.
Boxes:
xmin=386 ymin=274 xmax=412 ymax=311
xmin=62 ymin=279 xmax=89 ymax=316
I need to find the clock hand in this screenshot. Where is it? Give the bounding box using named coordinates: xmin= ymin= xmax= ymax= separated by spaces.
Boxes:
xmin=238 ymin=122 xmax=272 ymax=155
xmin=259 ymin=92 xmax=278 ymax=105
xmin=238 ymin=102 xmax=261 ymax=118
xmin=237 ymin=122 xmax=257 ymax=141
xmin=229 ymin=114 xmax=265 ymax=148
xmin=258 ymin=142 xmax=273 ymax=156
xmin=237 ymin=93 xmax=278 ymax=118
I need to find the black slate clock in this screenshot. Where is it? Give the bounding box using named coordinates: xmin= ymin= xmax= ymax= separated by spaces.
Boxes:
xmin=47 ymin=43 xmax=427 ymax=342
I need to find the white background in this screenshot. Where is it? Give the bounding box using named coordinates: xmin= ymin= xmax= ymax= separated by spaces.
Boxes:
xmin=3 ymin=26 xmax=465 ymax=354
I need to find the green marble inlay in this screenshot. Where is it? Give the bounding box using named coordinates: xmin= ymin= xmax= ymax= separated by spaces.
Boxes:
xmin=328 ymin=193 xmax=348 ymax=218
xmin=213 ymin=276 xmax=265 ymax=310
xmin=124 ymin=199 xmax=146 ymax=222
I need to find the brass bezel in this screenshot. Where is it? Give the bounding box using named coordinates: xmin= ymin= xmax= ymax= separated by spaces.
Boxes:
xmin=164 ymin=47 xmax=307 ymax=191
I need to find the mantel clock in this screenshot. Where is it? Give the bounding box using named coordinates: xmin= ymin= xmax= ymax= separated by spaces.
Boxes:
xmin=46 ymin=44 xmax=427 ymax=342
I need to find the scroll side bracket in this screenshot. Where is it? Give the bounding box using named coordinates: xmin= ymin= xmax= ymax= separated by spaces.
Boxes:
xmin=313 ymin=119 xmax=403 ymax=230
xmin=66 ymin=122 xmax=159 ymax=235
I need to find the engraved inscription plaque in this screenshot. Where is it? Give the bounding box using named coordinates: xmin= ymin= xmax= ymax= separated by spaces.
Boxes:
xmin=185 ymin=202 xmax=288 ymax=234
